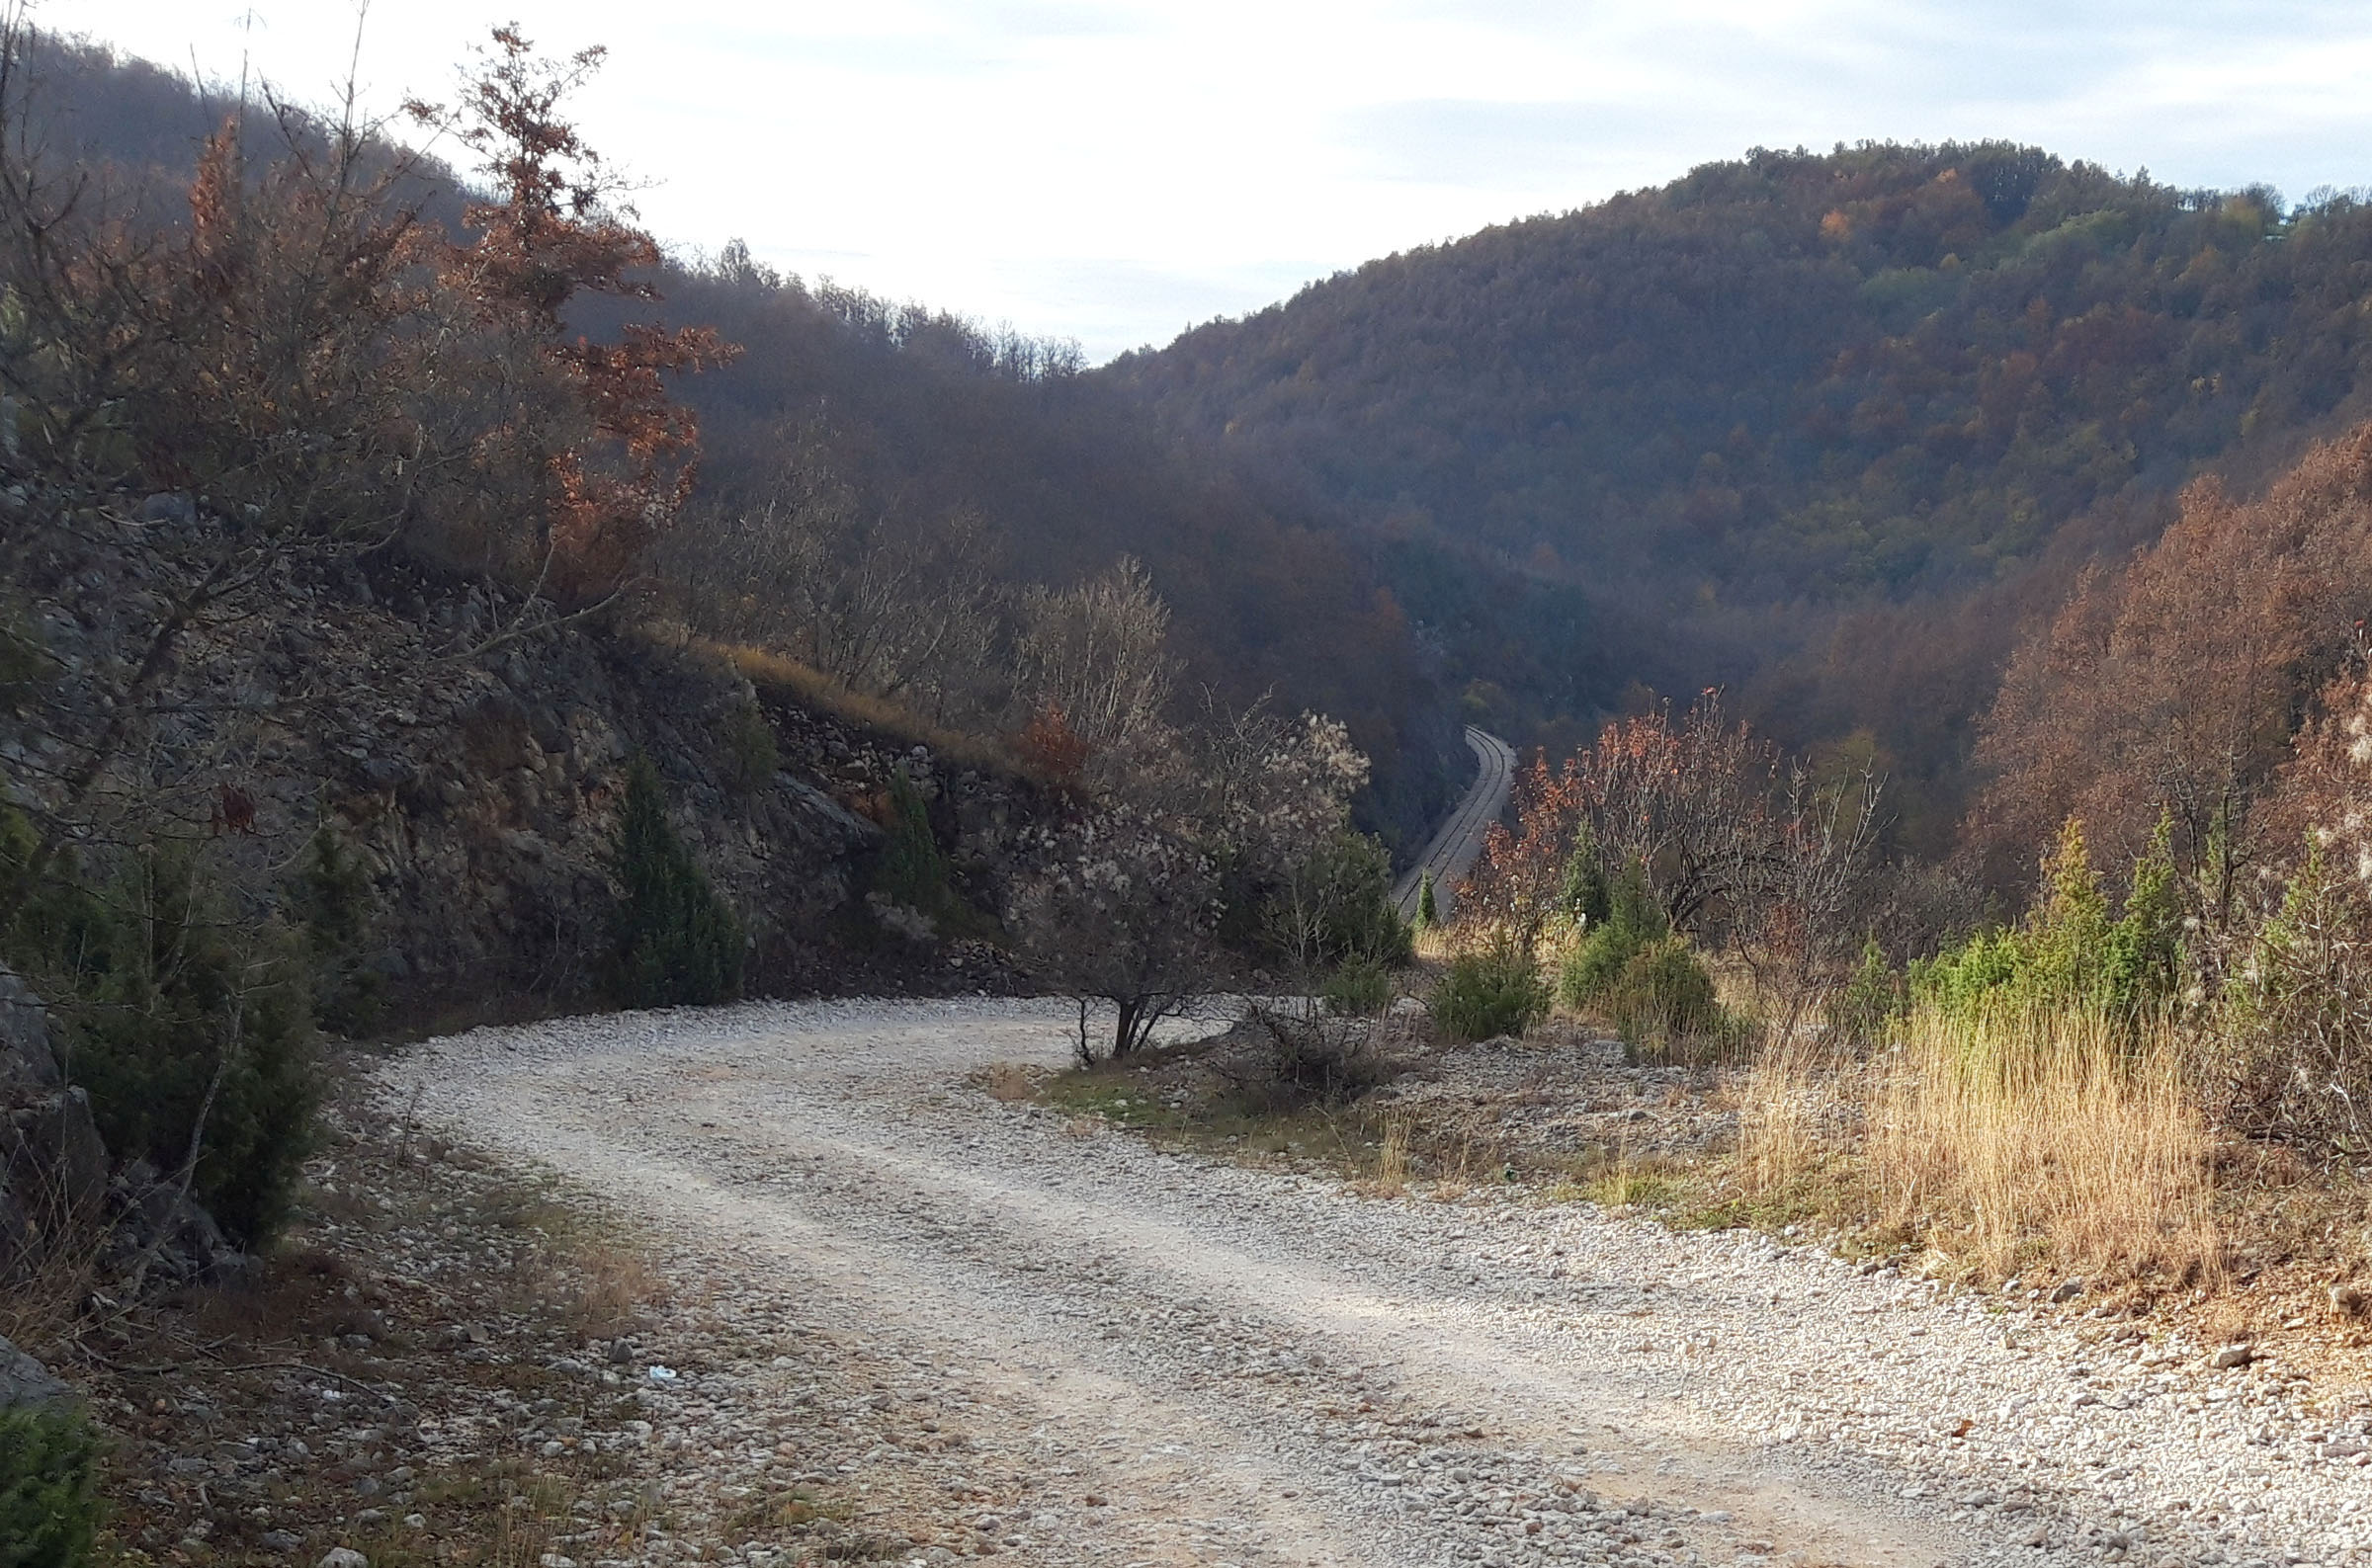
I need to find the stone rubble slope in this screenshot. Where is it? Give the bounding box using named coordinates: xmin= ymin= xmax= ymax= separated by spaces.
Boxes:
xmin=408 ymin=999 xmax=2369 ymax=1568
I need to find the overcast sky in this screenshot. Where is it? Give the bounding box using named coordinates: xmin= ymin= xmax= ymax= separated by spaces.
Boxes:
xmin=42 ymin=0 xmax=2372 ymax=361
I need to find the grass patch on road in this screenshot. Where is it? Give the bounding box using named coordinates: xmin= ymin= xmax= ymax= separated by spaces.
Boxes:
xmin=1013 ymin=1011 xmax=2372 ymax=1378
xmin=1040 ymin=1067 xmax=1192 ymax=1131
xmin=1019 ymin=1032 xmax=1626 ymax=1201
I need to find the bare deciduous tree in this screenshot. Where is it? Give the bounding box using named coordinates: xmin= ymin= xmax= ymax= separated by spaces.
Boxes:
xmin=1008 ymin=811 xmax=1218 ymax=1064
xmin=659 ymin=430 xmax=1004 ymax=721
xmin=1015 ymin=556 xmax=1174 ymax=753
xmin=1576 ymin=691 xmax=1784 ymax=936
xmin=0 ymin=15 xmax=727 ymax=918
xmin=1733 ymin=759 xmax=1888 ymax=1005
xmin=0 ymin=11 xmax=453 ymax=895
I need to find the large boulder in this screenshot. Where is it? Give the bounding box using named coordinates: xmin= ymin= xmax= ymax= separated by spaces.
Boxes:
xmin=0 ymin=1332 xmax=67 ymax=1410
xmin=6 ymin=1087 xmax=107 ymax=1223
xmin=0 ymin=964 xmax=60 ymax=1095
xmin=103 ymin=1160 xmax=254 ymax=1289
xmin=0 ymin=967 xmax=108 ymax=1281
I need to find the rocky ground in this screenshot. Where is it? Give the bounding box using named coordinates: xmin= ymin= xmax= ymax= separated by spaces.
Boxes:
xmin=365 ymin=998 xmax=2372 ymax=1568
xmin=1045 ymin=1016 xmax=1739 ymax=1184
xmin=41 ymin=1056 xmax=1045 ymax=1568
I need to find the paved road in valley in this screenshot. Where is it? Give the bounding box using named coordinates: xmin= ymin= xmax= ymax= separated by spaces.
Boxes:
xmin=1393 ymin=726 xmax=1516 ymax=924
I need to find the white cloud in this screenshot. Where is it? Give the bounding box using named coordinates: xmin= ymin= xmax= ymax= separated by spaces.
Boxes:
xmin=41 ymin=0 xmax=2372 ymax=359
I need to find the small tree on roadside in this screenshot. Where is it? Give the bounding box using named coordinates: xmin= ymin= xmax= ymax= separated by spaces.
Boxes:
xmin=59 ymin=844 xmax=318 ymax=1248
xmin=608 ymin=755 xmax=742 ymax=1008
xmin=1009 ymin=811 xmax=1218 ymax=1064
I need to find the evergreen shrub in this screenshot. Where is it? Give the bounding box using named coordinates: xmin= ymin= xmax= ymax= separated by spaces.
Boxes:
xmin=291 ymin=823 xmax=380 ymax=1036
xmin=1556 ymin=857 xmax=1665 ymax=1010
xmin=1912 ymin=815 xmax=2182 ymax=1027
xmin=4 ymin=789 xmax=318 ymax=1249
xmin=876 ymin=771 xmax=953 ymax=917
xmin=1603 ymin=938 xmax=1724 ymax=1055
xmin=720 ymin=700 xmax=779 ymax=797
xmin=1321 ymin=957 xmax=1393 ymax=1017
xmin=62 ymin=849 xmax=316 ymax=1249
xmin=1432 ymin=932 xmax=1549 ymax=1041
xmin=609 ymin=755 xmax=743 ymax=1008
xmin=0 ymin=1405 xmax=102 ymax=1568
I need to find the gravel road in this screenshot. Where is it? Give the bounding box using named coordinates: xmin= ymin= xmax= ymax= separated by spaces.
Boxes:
xmin=1394 ymin=728 xmax=1516 ymax=924
xmin=409 ymin=999 xmax=2369 ymax=1568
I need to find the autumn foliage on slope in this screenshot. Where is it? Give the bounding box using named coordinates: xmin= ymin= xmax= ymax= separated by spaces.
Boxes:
xmin=1969 ymin=425 xmax=2372 ymax=914
xmin=1115 ymin=142 xmax=2372 ymax=828
xmin=1954 ymin=420 xmax=2372 ymax=1156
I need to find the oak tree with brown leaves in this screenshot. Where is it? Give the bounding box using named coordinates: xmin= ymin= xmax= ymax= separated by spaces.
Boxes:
xmin=410 ymin=25 xmax=734 ymax=604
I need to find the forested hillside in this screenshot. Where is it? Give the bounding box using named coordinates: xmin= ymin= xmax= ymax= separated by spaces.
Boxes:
xmin=654 ymin=260 xmax=1459 ymax=845
xmin=1111 ymin=143 xmax=2372 ymax=840
xmin=47 ymin=26 xmax=2372 ymax=880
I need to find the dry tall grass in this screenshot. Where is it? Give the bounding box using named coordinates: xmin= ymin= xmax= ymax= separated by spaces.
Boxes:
xmin=1737 ymin=1032 xmax=1836 ymax=1197
xmin=1409 ymin=923 xmax=1458 ymax=966
xmin=1374 ymin=1112 xmax=1411 ymax=1195
xmin=701 ymin=638 xmax=1049 ymax=784
xmin=981 ymin=1061 xmax=1036 ymax=1103
xmin=1868 ymin=1006 xmax=2221 ymax=1284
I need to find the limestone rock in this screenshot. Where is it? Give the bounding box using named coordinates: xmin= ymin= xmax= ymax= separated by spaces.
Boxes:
xmin=0 ymin=1331 xmax=67 ymax=1409
xmin=0 ymin=963 xmax=59 ymax=1094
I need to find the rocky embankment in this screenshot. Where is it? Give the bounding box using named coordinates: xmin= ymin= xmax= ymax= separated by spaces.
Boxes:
xmin=2 ymin=965 xmax=249 ymax=1299
xmin=4 ymin=528 xmax=1059 ymax=1019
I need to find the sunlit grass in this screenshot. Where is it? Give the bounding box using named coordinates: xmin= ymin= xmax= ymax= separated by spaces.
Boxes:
xmin=1867 ymin=1004 xmax=2222 ymax=1285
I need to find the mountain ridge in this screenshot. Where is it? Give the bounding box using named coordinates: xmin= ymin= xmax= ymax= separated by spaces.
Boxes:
xmin=1106 ymin=139 xmax=2372 ymax=834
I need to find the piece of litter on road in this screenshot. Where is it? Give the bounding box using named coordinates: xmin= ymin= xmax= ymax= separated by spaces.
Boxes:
xmin=647 ymin=1364 xmax=678 ymax=1383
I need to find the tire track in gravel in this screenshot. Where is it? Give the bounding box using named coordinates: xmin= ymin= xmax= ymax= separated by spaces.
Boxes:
xmin=413 ymin=1001 xmax=2331 ymax=1568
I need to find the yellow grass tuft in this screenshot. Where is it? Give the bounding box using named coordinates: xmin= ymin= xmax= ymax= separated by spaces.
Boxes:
xmin=1373 ymin=1112 xmax=1411 ymax=1196
xmin=981 ymin=1061 xmax=1036 ymax=1103
xmin=1737 ymin=1032 xmax=1834 ymax=1197
xmin=1410 ymin=923 xmax=1458 ymax=964
xmin=570 ymin=1240 xmax=665 ymax=1331
xmin=1868 ymin=1006 xmax=2221 ymax=1285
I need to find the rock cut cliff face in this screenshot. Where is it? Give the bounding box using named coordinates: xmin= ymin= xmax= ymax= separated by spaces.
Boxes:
xmin=3 ymin=516 xmax=1053 ymax=1025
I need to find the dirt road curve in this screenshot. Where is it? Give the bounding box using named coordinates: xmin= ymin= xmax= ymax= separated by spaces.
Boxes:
xmin=412 ymin=1002 xmax=2348 ymax=1568
xmin=1395 ymin=728 xmax=1516 ymax=924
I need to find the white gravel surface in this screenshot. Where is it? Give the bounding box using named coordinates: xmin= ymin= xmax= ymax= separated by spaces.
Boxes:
xmin=404 ymin=998 xmax=2371 ymax=1568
